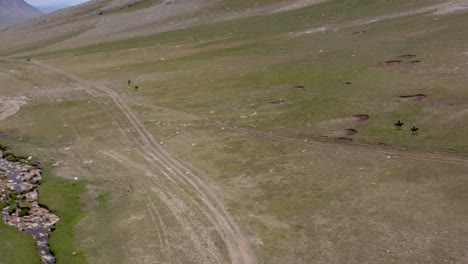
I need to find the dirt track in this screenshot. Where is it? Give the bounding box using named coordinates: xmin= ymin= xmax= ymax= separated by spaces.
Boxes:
xmin=28 ymin=59 xmax=257 ymax=264
xmin=2 ymin=58 xmax=467 ymax=263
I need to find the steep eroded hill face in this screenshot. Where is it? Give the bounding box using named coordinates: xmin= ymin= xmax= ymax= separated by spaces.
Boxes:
xmin=0 ymin=0 xmax=42 ymax=28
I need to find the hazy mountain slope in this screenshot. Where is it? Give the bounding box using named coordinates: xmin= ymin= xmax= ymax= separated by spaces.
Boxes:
xmin=0 ymin=0 xmax=42 ymax=28
xmin=2 ymin=0 xmax=466 ymax=56
xmin=0 ymin=0 xmax=330 ymax=55
xmin=34 ymin=4 xmax=70 ymax=13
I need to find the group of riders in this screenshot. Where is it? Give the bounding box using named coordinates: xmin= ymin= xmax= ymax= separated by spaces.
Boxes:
xmin=394 ymin=120 xmax=419 ymax=135
xmin=25 ymin=57 xmax=422 ymax=135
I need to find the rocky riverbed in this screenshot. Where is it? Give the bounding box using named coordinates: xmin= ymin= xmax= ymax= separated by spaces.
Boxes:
xmin=0 ymin=151 xmax=59 ymax=264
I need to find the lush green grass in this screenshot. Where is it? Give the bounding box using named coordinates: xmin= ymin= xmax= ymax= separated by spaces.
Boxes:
xmin=0 ymin=222 xmax=41 ymax=264
xmin=38 ymin=168 xmax=87 ymax=264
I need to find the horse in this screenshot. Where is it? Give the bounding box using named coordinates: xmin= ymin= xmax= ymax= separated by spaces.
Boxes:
xmin=411 ymin=126 xmax=419 ymax=135
xmin=394 ymin=120 xmax=404 ymax=130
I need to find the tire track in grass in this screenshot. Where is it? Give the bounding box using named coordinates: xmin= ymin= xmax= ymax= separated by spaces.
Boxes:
xmin=0 ymin=58 xmax=235 ymax=263
xmin=30 ymin=59 xmax=257 ymax=264
xmin=33 ymin=63 xmax=227 ymax=263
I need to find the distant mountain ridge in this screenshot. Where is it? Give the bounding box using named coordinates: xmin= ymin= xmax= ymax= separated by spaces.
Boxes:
xmin=34 ymin=3 xmax=70 ymax=13
xmin=0 ymin=0 xmax=42 ymax=28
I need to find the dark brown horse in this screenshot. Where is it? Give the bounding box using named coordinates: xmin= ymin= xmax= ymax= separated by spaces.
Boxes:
xmin=411 ymin=125 xmax=419 ymax=135
xmin=394 ymin=120 xmax=404 ymax=130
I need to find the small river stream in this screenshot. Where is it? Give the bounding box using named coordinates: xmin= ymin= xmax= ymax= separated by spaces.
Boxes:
xmin=0 ymin=158 xmax=57 ymax=264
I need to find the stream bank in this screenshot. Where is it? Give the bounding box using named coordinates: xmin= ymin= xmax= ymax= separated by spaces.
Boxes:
xmin=0 ymin=149 xmax=59 ymax=264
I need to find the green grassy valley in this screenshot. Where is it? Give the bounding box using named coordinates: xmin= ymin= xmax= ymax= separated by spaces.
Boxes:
xmin=0 ymin=0 xmax=467 ymax=263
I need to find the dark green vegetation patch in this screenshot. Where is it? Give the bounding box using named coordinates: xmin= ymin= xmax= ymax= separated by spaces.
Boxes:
xmin=0 ymin=222 xmax=41 ymax=264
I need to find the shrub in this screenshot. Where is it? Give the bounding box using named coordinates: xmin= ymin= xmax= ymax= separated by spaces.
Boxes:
xmin=20 ymin=160 xmax=34 ymax=166
xmin=18 ymin=201 xmax=32 ymax=209
xmin=0 ymin=201 xmax=8 ymax=210
xmin=9 ymin=193 xmax=19 ymax=200
xmin=7 ymin=203 xmax=16 ymax=214
xmin=18 ymin=208 xmax=30 ymax=217
xmin=5 ymin=154 xmax=19 ymax=162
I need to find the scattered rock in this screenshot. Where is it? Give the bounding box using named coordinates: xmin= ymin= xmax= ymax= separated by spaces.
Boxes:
xmin=25 ymin=190 xmax=38 ymax=202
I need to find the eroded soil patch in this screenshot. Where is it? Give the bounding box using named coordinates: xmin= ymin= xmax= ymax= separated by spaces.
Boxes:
xmin=336 ymin=137 xmax=353 ymax=142
xmin=385 ymin=60 xmax=402 ymax=64
xmin=399 ymin=94 xmax=427 ymax=101
xmin=0 ymin=97 xmax=28 ymax=121
xmin=291 ymin=85 xmax=305 ymax=90
xmin=353 ymin=114 xmax=370 ymax=122
xmin=343 ymin=128 xmax=358 ymax=136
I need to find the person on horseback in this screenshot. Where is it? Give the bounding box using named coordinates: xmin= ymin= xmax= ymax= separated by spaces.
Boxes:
xmin=394 ymin=120 xmax=404 ymax=130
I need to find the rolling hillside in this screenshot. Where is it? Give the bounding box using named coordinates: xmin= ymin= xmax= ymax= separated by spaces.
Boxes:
xmin=0 ymin=0 xmax=468 ymax=263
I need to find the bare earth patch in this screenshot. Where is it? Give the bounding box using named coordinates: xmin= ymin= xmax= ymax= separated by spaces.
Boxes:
xmin=0 ymin=96 xmax=28 ymax=120
xmin=399 ymin=94 xmax=427 ymax=102
xmin=353 ymin=114 xmax=370 ymax=122
xmin=432 ymin=0 xmax=468 ymax=15
xmin=332 ymin=128 xmax=358 ymax=138
xmin=318 ymin=114 xmax=369 ymax=130
xmin=272 ymin=0 xmax=329 ymax=13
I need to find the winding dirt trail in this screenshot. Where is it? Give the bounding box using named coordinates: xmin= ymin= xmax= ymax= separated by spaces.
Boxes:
xmin=28 ymin=59 xmax=257 ymax=264
xmin=2 ymin=58 xmax=467 ymax=263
